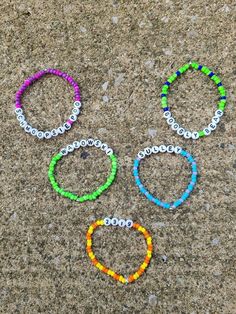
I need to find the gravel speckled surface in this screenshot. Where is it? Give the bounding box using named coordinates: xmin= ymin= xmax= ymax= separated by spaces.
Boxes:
xmin=0 ymin=1 xmax=236 ymax=313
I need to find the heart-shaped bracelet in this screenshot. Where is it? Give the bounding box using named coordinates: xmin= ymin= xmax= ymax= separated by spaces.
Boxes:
xmin=161 ymin=62 xmax=227 ymax=140
xmin=86 ymin=217 xmax=153 ymax=284
xmin=15 ymin=68 xmax=82 ymax=139
xmin=48 ymin=138 xmax=117 ymax=202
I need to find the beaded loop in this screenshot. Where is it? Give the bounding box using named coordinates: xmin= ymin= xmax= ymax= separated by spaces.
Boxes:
xmin=86 ymin=218 xmax=153 ymax=284
xmin=48 ymin=138 xmax=117 ymax=202
xmin=133 ymin=145 xmax=198 ymax=209
xmin=15 ymin=69 xmax=82 ymax=139
xmin=161 ymin=62 xmax=227 ymax=139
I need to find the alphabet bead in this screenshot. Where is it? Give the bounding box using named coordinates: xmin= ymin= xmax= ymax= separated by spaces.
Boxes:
xmin=167 ymin=117 xmax=175 ymax=125
xmin=57 ymin=126 xmax=65 ymax=134
xmin=101 ymin=143 xmax=108 ymax=151
xmin=74 ymin=101 xmax=82 ymax=108
xmin=73 ymin=141 xmax=80 ymax=149
xmin=15 ymin=108 xmax=23 ymax=115
xmin=192 ymin=132 xmax=199 ymax=140
xmin=171 ymin=123 xmax=179 ymax=131
xmin=163 ymin=111 xmax=171 ymax=119
xmin=151 ymin=146 xmax=159 ymax=154
xmin=94 ymin=140 xmax=102 ymax=148
xmin=69 ymin=114 xmax=77 ymax=122
xmin=30 ymin=128 xmax=38 ymax=136
xmin=24 ymin=124 xmax=32 ymax=133
xmin=174 ymin=146 xmax=182 ymax=154
xmin=144 ymin=147 xmax=152 ymax=156
xmin=138 ymin=151 xmax=145 ymax=159
xmin=64 ymin=123 xmax=71 ymax=130
xmin=80 ymin=139 xmax=88 ymax=147
xmin=67 ymin=145 xmax=74 ymax=152
xmin=106 ymin=148 xmax=113 ymax=156
xmin=208 ymin=122 xmax=217 ymax=131
xmin=87 ymin=138 xmax=95 ymax=146
xmin=44 ymin=131 xmax=52 ymax=139
xmin=159 ymin=145 xmax=167 ymax=152
xmin=177 ymin=127 xmax=185 ymax=136
xmin=17 ymin=115 xmax=25 ymax=122
xmin=118 ymin=219 xmax=126 ymax=227
xmin=212 ymin=116 xmax=220 ymax=124
xmin=167 ymin=145 xmax=174 ymax=153
xmin=215 ymin=109 xmax=223 ymax=117
xmin=51 ymin=129 xmax=58 ymax=137
xmin=37 ymin=131 xmax=44 ymax=139
xmin=60 ymin=148 xmax=68 ymax=156
xmin=72 ymin=107 xmax=80 ymax=115
xmin=184 ymin=131 xmax=192 ymax=139
xmin=203 ymin=128 xmax=211 ymax=136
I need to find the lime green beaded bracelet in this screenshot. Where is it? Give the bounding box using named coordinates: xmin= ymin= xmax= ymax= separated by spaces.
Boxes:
xmin=161 ymin=61 xmax=227 ymax=140
xmin=48 ymin=138 xmax=118 ymax=202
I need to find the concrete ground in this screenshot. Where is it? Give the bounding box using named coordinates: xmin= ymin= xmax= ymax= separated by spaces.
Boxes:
xmin=0 ymin=1 xmax=235 ymax=313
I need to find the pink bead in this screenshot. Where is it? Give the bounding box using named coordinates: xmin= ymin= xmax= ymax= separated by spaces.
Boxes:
xmin=15 ymin=104 xmax=22 ymax=108
xmin=67 ymin=119 xmax=73 ymax=125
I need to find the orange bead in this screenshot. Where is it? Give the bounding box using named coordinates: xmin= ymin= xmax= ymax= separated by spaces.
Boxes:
xmin=133 ymin=223 xmax=140 ymax=229
xmin=86 ymin=247 xmax=92 ymax=253
xmin=92 ymin=222 xmax=98 ymax=229
xmin=113 ymin=273 xmax=120 ymax=281
xmin=92 ymin=258 xmax=98 ymax=266
xmin=145 ymin=256 xmax=150 ymax=264
xmin=128 ymin=275 xmax=135 ymax=283
xmin=148 ymin=244 xmax=153 ymax=251
xmin=137 ymin=268 xmax=144 ymax=276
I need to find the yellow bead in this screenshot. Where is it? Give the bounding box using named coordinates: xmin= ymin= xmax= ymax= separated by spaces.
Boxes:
xmin=89 ymin=252 xmax=95 ymax=259
xmin=97 ymin=220 xmax=104 ymax=225
xmin=108 ymin=270 xmax=115 ymax=276
xmin=87 ymin=239 xmax=92 ymax=246
xmin=97 ymin=263 xmax=104 ymax=271
xmin=133 ymin=273 xmax=140 ymax=280
xmin=141 ymin=262 xmax=148 ymax=269
xmin=147 ymin=237 xmax=152 ymax=244
xmin=88 ymin=227 xmax=94 ymax=234
xmin=147 ymin=251 xmax=152 ymax=258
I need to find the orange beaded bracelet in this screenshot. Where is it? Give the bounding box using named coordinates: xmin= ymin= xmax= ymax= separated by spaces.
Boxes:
xmin=86 ymin=217 xmax=153 ymax=284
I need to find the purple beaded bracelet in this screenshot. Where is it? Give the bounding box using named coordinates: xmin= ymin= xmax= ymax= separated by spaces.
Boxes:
xmin=15 ymin=68 xmax=82 ymax=139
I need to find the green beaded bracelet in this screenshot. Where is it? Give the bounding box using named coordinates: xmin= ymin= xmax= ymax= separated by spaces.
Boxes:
xmin=161 ymin=61 xmax=227 ymax=140
xmin=48 ymin=138 xmax=118 ymax=202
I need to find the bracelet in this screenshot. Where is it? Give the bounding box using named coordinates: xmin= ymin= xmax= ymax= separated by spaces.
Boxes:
xmin=161 ymin=62 xmax=227 ymax=140
xmin=48 ymin=138 xmax=117 ymax=202
xmin=15 ymin=68 xmax=82 ymax=139
xmin=86 ymin=217 xmax=153 ymax=284
xmin=133 ymin=145 xmax=197 ymax=209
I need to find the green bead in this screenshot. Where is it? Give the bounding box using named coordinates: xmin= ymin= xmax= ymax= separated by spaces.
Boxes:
xmin=190 ymin=62 xmax=199 ymax=69
xmin=198 ymin=130 xmax=205 ymax=137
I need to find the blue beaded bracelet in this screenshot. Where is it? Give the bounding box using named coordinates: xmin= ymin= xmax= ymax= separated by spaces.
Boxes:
xmin=133 ymin=145 xmax=198 ymax=209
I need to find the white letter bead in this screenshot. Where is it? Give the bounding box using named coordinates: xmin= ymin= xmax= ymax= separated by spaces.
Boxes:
xmin=20 ymin=120 xmax=27 ymax=128
xmin=184 ymin=131 xmax=192 ymax=139
xmin=167 ymin=117 xmax=175 ymax=125
xmin=80 ymin=139 xmax=88 ymax=147
xmin=118 ymin=219 xmax=126 ymax=227
xmin=15 ymin=108 xmax=23 ymax=115
xmin=51 ymin=129 xmax=58 ymax=137
xmin=144 ymin=147 xmax=152 ymax=156
xmin=159 ymin=145 xmax=167 ymax=152
xmin=171 ymin=123 xmax=179 ymax=130
xmin=74 ymin=101 xmax=82 ymax=108
xmin=73 ymin=141 xmax=80 ymax=149
xmin=94 ymin=140 xmax=102 ymax=148
xmin=174 ymin=146 xmax=182 ymax=154
xmin=101 ymin=143 xmax=108 ymax=151
xmin=163 ymin=111 xmax=171 ymax=119
xmin=126 ymin=220 xmax=133 ymax=228
xmin=167 ymin=145 xmax=174 ymax=153
xmin=63 ymin=123 xmax=71 ymax=130
xmin=69 ymin=114 xmax=77 ymax=122
xmin=191 ymin=132 xmax=199 ymax=140
xmin=17 ymin=115 xmax=25 ymax=122
xmin=208 ymin=122 xmax=217 ymax=131
xmin=212 ymin=116 xmax=220 ymax=124
xmin=151 ymin=146 xmax=159 ymax=154
xmin=44 ymin=131 xmax=52 ymax=139
xmin=67 ymin=144 xmax=74 ymax=152
xmin=138 ymin=151 xmax=145 ymax=159
xmin=177 ymin=128 xmax=185 ymax=136
xmin=215 ymin=109 xmax=223 ymax=117
xmin=106 ymin=148 xmax=113 ymax=156
xmin=111 ymin=217 xmax=119 ymax=226
xmin=24 ymin=125 xmax=32 ymax=133
xmin=104 ymin=217 xmax=111 ymax=226
xmin=60 ymin=148 xmax=68 ymax=156
xmin=30 ymin=128 xmax=38 ymax=136
xmin=57 ymin=126 xmax=65 ymax=134
xmin=37 ymin=131 xmax=44 ymax=139
xmin=87 ymin=138 xmax=95 ymax=146
xmin=203 ymin=128 xmax=211 ymax=136
xmin=72 ymin=108 xmax=80 ymax=115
